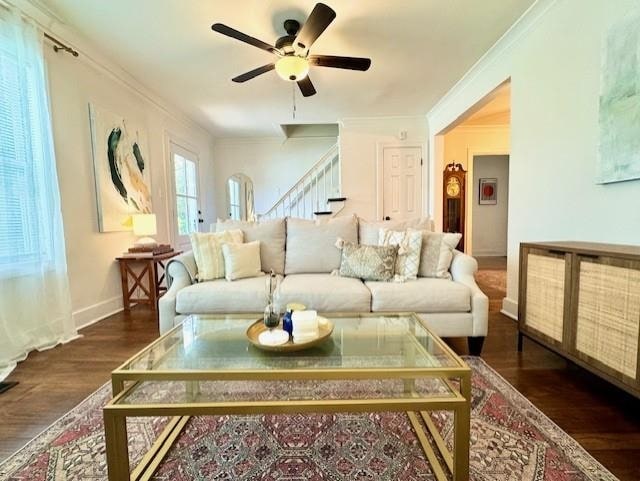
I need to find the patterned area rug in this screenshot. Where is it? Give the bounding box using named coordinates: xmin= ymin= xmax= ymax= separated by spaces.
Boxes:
xmin=475 ymin=268 xmax=507 ymax=312
xmin=0 ymin=357 xmax=617 ymax=481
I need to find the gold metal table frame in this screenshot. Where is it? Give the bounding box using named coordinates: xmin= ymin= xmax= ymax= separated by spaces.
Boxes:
xmin=104 ymin=313 xmax=471 ymax=481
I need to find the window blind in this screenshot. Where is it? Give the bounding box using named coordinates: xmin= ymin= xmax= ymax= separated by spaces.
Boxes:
xmin=0 ymin=18 xmax=53 ymax=274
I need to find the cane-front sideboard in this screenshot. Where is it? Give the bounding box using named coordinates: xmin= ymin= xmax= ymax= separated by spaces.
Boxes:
xmin=518 ymin=241 xmax=640 ymax=398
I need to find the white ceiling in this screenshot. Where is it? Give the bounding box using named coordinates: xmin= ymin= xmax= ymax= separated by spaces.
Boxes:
xmin=43 ymin=0 xmax=534 ymax=137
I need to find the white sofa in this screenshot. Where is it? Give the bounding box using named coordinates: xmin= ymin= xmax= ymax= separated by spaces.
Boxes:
xmin=159 ymin=216 xmax=489 ymax=354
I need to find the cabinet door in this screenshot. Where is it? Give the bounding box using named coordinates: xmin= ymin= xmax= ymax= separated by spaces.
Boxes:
xmin=520 ymin=248 xmax=571 ymax=348
xmin=573 ymin=255 xmax=640 ymax=386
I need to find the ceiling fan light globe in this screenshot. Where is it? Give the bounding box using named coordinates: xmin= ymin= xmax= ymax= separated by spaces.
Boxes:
xmin=275 ymin=56 xmax=309 ymax=82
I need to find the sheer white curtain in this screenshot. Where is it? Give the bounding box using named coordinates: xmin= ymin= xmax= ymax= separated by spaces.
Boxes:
xmin=0 ymin=8 xmax=77 ymax=380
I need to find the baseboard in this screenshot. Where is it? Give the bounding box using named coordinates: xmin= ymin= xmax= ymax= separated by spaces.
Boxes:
xmin=73 ymin=296 xmax=123 ymax=330
xmin=472 ymin=249 xmax=507 ymax=257
xmin=501 ymin=297 xmax=518 ymax=321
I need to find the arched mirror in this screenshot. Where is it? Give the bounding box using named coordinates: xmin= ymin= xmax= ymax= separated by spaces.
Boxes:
xmin=226 ymin=173 xmax=255 ymax=221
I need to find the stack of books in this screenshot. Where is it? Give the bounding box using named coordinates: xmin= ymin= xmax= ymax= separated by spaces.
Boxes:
xmin=121 ymin=244 xmax=174 ymax=257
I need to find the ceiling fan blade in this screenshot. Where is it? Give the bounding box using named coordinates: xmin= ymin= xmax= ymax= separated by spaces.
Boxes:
xmin=232 ymin=63 xmax=275 ymax=83
xmin=297 ymin=76 xmax=317 ymax=97
xmin=309 ymin=55 xmax=371 ymax=71
xmin=294 ymin=3 xmax=336 ymax=51
xmin=212 ymin=23 xmax=281 ymax=55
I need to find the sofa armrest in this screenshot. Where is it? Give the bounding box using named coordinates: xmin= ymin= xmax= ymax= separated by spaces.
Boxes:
xmin=450 ymin=250 xmax=489 ymax=337
xmin=166 ymin=251 xmax=198 ymax=286
xmin=159 ymin=251 xmax=196 ymax=335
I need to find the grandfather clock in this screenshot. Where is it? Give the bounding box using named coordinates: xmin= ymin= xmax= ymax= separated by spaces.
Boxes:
xmin=443 ymin=162 xmax=466 ymax=251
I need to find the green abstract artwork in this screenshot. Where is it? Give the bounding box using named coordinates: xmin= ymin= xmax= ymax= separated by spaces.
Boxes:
xmin=597 ymin=9 xmax=640 ymax=184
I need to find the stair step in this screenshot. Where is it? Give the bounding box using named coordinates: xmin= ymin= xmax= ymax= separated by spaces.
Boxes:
xmin=314 ymin=211 xmax=333 ymax=216
xmin=327 ymin=197 xmax=347 ymax=203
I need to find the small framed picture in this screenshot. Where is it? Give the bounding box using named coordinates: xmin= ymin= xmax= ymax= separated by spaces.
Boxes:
xmin=479 ymin=178 xmax=497 ymax=205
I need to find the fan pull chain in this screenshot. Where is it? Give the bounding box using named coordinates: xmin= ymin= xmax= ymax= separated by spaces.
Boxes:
xmin=292 ymin=82 xmax=297 ymax=120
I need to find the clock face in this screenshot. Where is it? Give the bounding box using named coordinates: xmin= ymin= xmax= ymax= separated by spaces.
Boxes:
xmin=446 ymin=177 xmax=461 ymax=197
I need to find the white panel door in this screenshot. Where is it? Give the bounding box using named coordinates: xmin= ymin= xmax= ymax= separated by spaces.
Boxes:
xmin=382 ymin=147 xmax=422 ymax=221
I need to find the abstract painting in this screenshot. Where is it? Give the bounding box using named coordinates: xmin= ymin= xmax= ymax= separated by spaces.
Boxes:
xmin=89 ymin=104 xmax=152 ymax=232
xmin=597 ymin=8 xmax=640 ymax=184
xmin=479 ymin=178 xmax=497 ymax=205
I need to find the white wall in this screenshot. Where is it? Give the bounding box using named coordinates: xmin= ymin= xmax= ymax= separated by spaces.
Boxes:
xmin=46 ymin=49 xmax=216 ymax=328
xmin=428 ymin=0 xmax=640 ymax=317
xmin=212 ymin=116 xmax=431 ymax=223
xmin=442 ymin=125 xmax=510 ymax=251
xmin=472 ymin=155 xmax=509 ymax=256
xmin=212 ymin=137 xmax=336 ymax=217
xmin=339 ymin=117 xmax=429 ymax=220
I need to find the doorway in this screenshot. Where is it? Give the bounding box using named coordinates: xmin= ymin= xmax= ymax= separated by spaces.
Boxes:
xmin=432 ymin=79 xmax=512 ymax=315
xmin=471 ymin=155 xmax=509 ymax=257
xmin=436 ymin=80 xmax=511 ymax=255
xmin=378 ymin=145 xmax=423 ymax=221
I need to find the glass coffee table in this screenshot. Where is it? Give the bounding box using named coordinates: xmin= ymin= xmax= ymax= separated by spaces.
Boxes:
xmin=104 ymin=313 xmax=471 ymax=481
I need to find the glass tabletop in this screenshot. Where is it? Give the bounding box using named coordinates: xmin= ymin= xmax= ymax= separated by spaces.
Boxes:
xmin=116 ymin=313 xmax=465 ymax=374
xmin=119 ymin=377 xmax=456 ymax=405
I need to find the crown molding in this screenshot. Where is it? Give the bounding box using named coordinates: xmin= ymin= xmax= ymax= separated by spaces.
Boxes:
xmin=340 ymin=115 xmax=427 ymax=125
xmin=213 ymin=135 xmax=337 ymax=146
xmin=214 ymin=136 xmax=289 ymax=145
xmin=427 ymin=0 xmax=558 ymax=124
xmin=9 ymin=0 xmax=213 ymax=138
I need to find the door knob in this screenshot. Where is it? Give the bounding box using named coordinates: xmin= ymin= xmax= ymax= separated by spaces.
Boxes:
xmin=385 ymin=216 xmax=391 ymax=221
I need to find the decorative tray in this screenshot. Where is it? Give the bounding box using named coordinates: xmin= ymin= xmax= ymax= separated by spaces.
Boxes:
xmin=246 ymin=317 xmax=334 ymax=352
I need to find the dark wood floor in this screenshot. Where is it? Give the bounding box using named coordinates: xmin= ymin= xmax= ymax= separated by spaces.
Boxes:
xmin=1 ymin=257 xmax=639 ymax=479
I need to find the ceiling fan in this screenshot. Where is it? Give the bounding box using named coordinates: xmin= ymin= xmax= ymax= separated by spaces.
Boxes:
xmin=211 ymin=2 xmax=371 ymax=97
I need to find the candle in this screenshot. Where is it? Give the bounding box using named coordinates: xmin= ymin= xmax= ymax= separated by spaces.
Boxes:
xmin=292 ymin=310 xmax=319 ymax=343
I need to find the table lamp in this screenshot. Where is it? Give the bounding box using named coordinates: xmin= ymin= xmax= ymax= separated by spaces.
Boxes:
xmin=132 ymin=214 xmax=157 ymax=248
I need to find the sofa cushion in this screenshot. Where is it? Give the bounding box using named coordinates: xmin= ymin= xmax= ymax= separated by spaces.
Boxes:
xmin=358 ymin=217 xmax=433 ymax=246
xmin=378 ymin=228 xmax=423 ymax=281
xmin=216 ymin=219 xmax=286 ymax=275
xmin=285 ymin=215 xmax=358 ymax=274
xmin=189 ymin=230 xmax=243 ymax=281
xmin=176 ymin=274 xmax=277 ymax=314
xmin=222 ymin=241 xmax=262 ymax=281
xmin=339 ymin=242 xmax=397 ymax=281
xmin=418 ymin=231 xmax=462 ymax=279
xmin=365 ymin=278 xmax=471 ymax=313
xmin=276 ymin=274 xmax=371 ymax=312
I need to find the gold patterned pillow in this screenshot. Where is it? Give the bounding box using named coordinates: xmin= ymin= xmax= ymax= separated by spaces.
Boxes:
xmin=339 ymin=241 xmax=398 ymax=281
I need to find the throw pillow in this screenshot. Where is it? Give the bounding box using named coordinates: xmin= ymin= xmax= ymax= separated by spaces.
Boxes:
xmin=222 ymin=240 xmax=262 ymax=281
xmin=215 ymin=218 xmax=286 ymax=275
xmin=190 ymin=230 xmax=243 ymax=281
xmin=378 ymin=228 xmax=423 ymax=281
xmin=358 ymin=217 xmax=433 ymax=245
xmin=285 ymin=215 xmax=358 ymax=274
xmin=418 ymin=231 xmax=462 ymax=279
xmin=339 ymin=241 xmax=398 ymax=282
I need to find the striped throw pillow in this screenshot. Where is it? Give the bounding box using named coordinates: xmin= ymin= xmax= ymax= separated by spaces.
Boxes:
xmin=190 ymin=230 xmax=243 ymax=281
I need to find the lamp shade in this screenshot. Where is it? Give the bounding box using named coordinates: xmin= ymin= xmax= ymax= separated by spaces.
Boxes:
xmin=132 ymin=214 xmax=157 ymax=236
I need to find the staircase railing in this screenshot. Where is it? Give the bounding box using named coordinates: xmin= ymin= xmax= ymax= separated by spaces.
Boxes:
xmin=259 ymin=143 xmax=340 ymax=220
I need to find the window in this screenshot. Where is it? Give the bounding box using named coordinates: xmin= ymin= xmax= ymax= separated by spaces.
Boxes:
xmin=173 ymin=152 xmax=199 ymax=236
xmin=228 ymin=177 xmax=241 ymax=220
xmin=0 ymin=10 xmax=76 ymax=380
xmin=0 ymin=18 xmax=54 ymax=274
